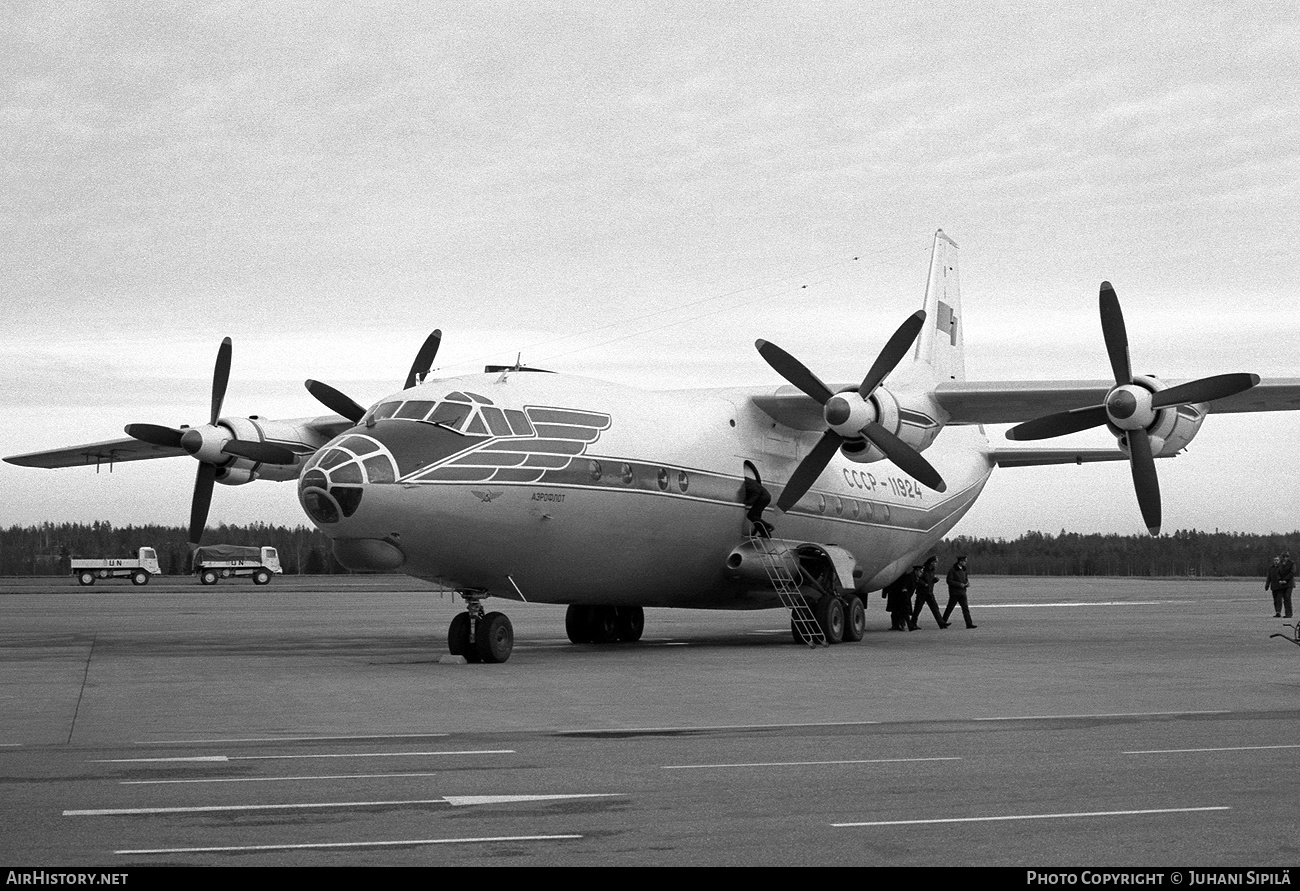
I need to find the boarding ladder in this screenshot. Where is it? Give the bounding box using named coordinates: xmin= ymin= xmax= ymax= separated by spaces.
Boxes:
xmin=748 ymin=535 xmax=826 ymax=648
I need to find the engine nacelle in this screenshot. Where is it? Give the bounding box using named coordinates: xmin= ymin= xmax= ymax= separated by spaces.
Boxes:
xmin=214 ymin=466 xmax=255 ymax=486
xmin=1111 ymin=375 xmax=1207 ymax=458
xmin=838 ymin=387 xmax=941 ymax=464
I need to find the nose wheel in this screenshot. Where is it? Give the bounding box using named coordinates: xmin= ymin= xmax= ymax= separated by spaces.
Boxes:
xmin=448 ymin=592 xmax=514 ymax=663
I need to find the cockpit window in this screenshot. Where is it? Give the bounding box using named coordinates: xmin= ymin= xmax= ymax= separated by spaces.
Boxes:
xmin=428 ymin=401 xmax=472 ymax=428
xmin=370 ymin=402 xmax=400 ymax=422
xmin=394 ymin=400 xmax=436 ymax=420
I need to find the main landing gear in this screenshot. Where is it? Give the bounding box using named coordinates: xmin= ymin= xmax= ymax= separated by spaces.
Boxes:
xmin=565 ymin=605 xmax=645 ymax=644
xmin=791 ymin=593 xmax=866 ymax=645
xmin=448 ymin=592 xmax=514 ymax=664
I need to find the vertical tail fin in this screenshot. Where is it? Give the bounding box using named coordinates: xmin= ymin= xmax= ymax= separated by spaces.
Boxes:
xmin=913 ymin=230 xmax=965 ymax=382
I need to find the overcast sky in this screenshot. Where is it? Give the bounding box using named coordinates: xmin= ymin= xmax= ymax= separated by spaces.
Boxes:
xmin=2 ymin=1 xmax=1298 ymax=539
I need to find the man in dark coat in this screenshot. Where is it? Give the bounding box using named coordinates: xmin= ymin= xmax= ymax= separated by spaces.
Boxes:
xmin=883 ymin=567 xmax=918 ymax=631
xmin=909 ymin=556 xmax=948 ymax=630
xmin=942 ymin=555 xmax=977 ymax=629
xmin=1277 ymin=552 xmax=1296 ymax=619
xmin=1266 ymin=556 xmax=1285 ymax=618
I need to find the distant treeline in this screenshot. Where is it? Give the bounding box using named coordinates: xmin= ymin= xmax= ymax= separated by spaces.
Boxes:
xmin=0 ymin=522 xmax=1294 ymax=578
xmin=0 ymin=522 xmax=349 ymax=576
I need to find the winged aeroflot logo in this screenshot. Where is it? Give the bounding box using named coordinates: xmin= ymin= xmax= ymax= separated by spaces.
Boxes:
xmin=471 ymin=489 xmax=504 ymax=503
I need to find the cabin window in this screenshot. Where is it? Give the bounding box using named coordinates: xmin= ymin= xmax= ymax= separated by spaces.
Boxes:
xmin=678 ymin=471 xmax=689 ymax=493
xmin=835 ymin=497 xmax=843 ymax=516
xmin=817 ymin=494 xmax=826 ymax=514
xmin=588 ymin=460 xmax=602 ymax=482
xmin=620 ymin=463 xmax=633 ymax=485
xmin=505 ymin=409 xmax=533 ymax=436
xmin=482 ymin=407 xmax=512 ymax=436
xmin=657 ymin=468 xmax=669 ymax=491
xmin=370 ymin=402 xmax=401 ymax=421
xmin=364 ymin=456 xmax=396 ymax=483
xmin=331 ymin=462 xmax=363 ymax=484
xmin=878 ymin=504 xmax=891 ymax=522
xmin=340 ymin=436 xmax=380 ymax=455
xmin=428 ymin=402 xmax=471 ymax=429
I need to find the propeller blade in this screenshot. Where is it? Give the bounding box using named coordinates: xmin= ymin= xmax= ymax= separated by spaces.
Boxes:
xmin=124 ymin=423 xmax=185 ymax=448
xmin=1005 ymin=405 xmax=1110 ymax=441
xmin=305 ymin=379 xmax=366 ymax=423
xmin=755 ymin=340 xmax=835 ymax=405
xmin=1126 ymin=428 xmax=1161 ymax=536
xmin=221 ymin=439 xmax=297 ymax=465
xmin=1098 ymin=282 xmax=1132 ymax=387
xmin=862 ymin=421 xmax=947 ymax=492
xmin=190 ymin=461 xmax=216 ymax=546
xmin=776 ymin=430 xmax=844 ymax=512
xmin=858 ymin=310 xmax=927 ymax=398
xmin=1150 ymin=372 xmax=1260 ymax=409
xmin=210 ymin=337 xmax=232 ymax=425
xmin=404 ymin=329 xmax=443 ymax=390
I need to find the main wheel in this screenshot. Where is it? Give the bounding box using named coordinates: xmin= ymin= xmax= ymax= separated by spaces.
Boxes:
xmin=565 ymin=605 xmax=592 ymax=644
xmin=200 ymin=570 xmax=218 ymax=586
xmin=843 ymin=595 xmax=866 ymax=642
xmin=131 ymin=570 xmax=149 ymax=586
xmin=448 ymin=612 xmax=473 ymax=657
xmin=614 ymin=606 xmax=645 ymax=642
xmin=78 ymin=571 xmax=95 ymax=586
xmin=815 ymin=595 xmax=845 ymax=644
xmin=588 ymin=606 xmax=618 ymax=644
xmin=252 ymin=570 xmax=271 ymax=586
xmin=475 ymin=612 xmax=514 ymax=664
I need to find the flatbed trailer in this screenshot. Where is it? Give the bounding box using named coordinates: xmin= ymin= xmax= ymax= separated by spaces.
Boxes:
xmin=70 ymin=548 xmax=162 ymax=586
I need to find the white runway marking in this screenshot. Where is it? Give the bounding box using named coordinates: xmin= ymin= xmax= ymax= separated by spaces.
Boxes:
xmin=1125 ymin=744 xmax=1300 ymax=755
xmin=116 ymin=833 xmax=582 ymax=855
xmin=68 ymin=792 xmax=623 ymax=817
xmin=663 ymin=756 xmax=959 ymax=770
xmin=123 ymin=771 xmax=453 ymax=785
xmin=93 ymin=749 xmax=513 ymax=764
xmin=833 ymin=806 xmax=1230 ymax=828
xmin=976 ymin=710 xmax=1229 ymax=722
xmin=560 ymin=719 xmax=880 ymax=735
xmin=976 ymin=600 xmax=1196 ymax=609
xmin=138 ymin=732 xmax=450 ymax=745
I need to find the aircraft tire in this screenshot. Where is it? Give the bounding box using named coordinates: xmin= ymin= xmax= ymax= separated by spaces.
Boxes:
xmin=614 ymin=606 xmax=645 ymax=642
xmin=476 ymin=612 xmax=514 ymax=664
xmin=565 ymin=605 xmax=592 ymax=644
xmin=815 ymin=595 xmax=845 ymax=644
xmin=131 ymin=571 xmax=149 ymax=586
xmin=78 ymin=571 xmax=95 ymax=586
xmin=843 ymin=595 xmax=866 ymax=642
xmin=589 ymin=606 xmax=618 ymax=644
xmin=252 ymin=570 xmax=271 ymax=586
xmin=448 ymin=613 xmax=472 ymax=657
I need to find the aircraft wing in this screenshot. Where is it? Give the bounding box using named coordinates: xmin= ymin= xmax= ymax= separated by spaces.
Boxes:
xmin=934 ymin=378 xmax=1300 ymax=424
xmin=4 ymin=415 xmax=354 ymax=470
xmin=5 ymin=437 xmax=187 ymax=469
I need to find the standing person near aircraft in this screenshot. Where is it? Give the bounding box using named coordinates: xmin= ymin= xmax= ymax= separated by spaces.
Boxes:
xmin=1278 ymin=552 xmax=1296 ymax=619
xmin=884 ymin=567 xmax=919 ymax=631
xmin=942 ymin=555 xmax=976 ymax=629
xmin=909 ymin=555 xmax=948 ymax=630
xmin=1266 ymin=556 xmax=1285 ymax=618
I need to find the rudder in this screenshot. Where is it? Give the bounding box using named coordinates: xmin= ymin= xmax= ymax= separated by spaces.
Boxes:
xmin=912 ymin=230 xmax=965 ymax=382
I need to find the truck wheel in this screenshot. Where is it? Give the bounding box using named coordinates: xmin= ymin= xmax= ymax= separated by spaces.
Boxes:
xmin=200 ymin=570 xmax=219 ymax=586
xmin=131 ymin=571 xmax=149 ymax=586
xmin=78 ymin=571 xmax=95 ymax=586
xmin=252 ymin=570 xmax=271 ymax=586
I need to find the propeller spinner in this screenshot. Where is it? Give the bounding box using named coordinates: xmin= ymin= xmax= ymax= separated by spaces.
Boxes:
xmin=756 ymin=310 xmax=947 ymax=512
xmin=123 ymin=337 xmax=297 ymax=545
xmin=1005 ymin=282 xmax=1259 ymax=535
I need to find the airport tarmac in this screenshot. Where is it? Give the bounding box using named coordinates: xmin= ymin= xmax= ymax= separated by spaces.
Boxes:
xmin=2 ymin=574 xmax=1299 ymax=867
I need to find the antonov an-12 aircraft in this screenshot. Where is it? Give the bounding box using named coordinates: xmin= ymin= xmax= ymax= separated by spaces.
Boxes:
xmin=10 ymin=232 xmax=1300 ymax=663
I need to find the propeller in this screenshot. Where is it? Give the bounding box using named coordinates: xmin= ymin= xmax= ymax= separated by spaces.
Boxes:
xmin=305 ymin=329 xmax=443 ymax=421
xmin=756 ymin=310 xmax=947 ymax=512
xmin=1005 ymin=282 xmax=1260 ymax=535
xmin=123 ymin=337 xmax=296 ymax=546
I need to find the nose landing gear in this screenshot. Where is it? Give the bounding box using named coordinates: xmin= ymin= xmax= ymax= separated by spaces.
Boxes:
xmin=448 ymin=591 xmax=514 ymax=664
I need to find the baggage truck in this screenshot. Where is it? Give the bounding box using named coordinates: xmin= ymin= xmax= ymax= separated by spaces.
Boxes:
xmin=193 ymin=545 xmax=282 ymax=586
xmin=70 ymin=548 xmax=162 ymax=586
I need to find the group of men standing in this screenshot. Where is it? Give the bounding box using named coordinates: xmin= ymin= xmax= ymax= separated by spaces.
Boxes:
xmin=1265 ymin=552 xmax=1295 ymax=619
xmin=883 ymin=555 xmax=976 ymax=631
